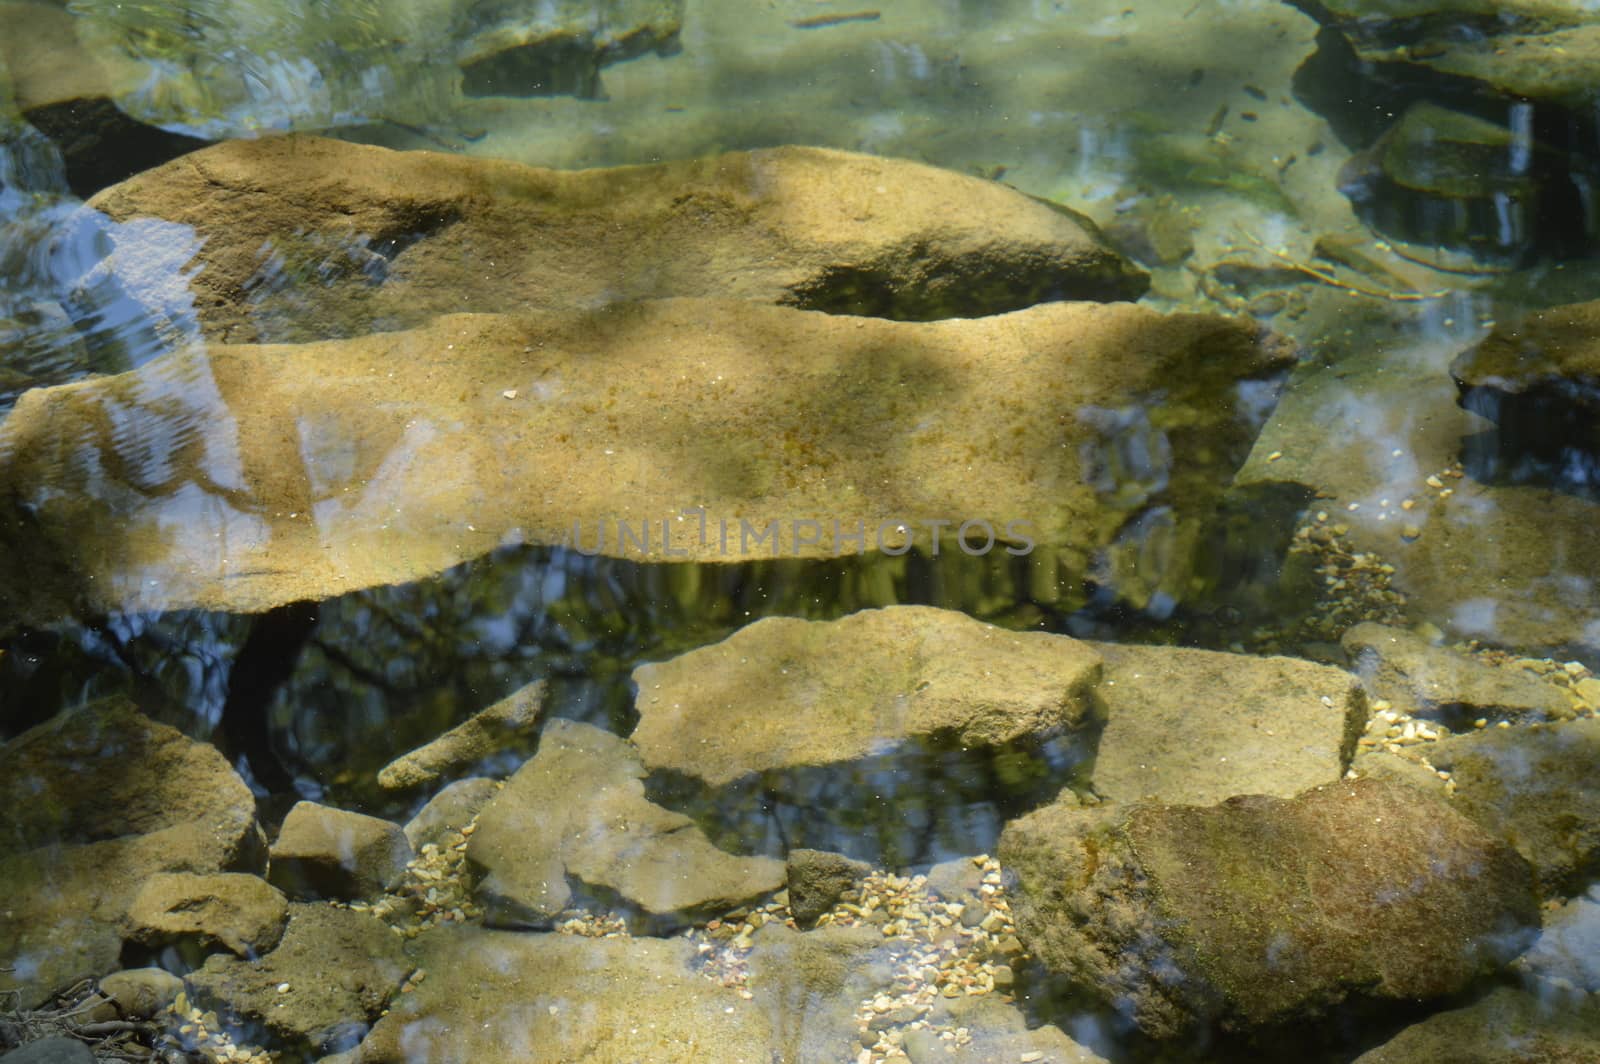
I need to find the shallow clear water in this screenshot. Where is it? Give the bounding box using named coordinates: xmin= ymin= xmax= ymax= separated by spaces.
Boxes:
xmin=3 ymin=1 xmax=1600 ymax=1062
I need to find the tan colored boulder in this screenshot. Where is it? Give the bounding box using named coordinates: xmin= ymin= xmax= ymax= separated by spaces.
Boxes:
xmin=84 ymin=136 xmax=1146 ymax=342
xmin=378 ymin=679 xmax=547 ymax=790
xmin=0 ymin=699 xmax=262 ymax=1009
xmin=634 ymin=606 xmax=1102 ymax=788
xmin=630 ymin=605 xmax=1102 ymax=864
xmin=467 ymin=719 xmax=784 ymax=931
xmin=0 ymin=298 xmax=1289 ymax=623
xmin=185 ymin=902 xmax=408 ymax=1057
xmin=126 ymin=872 xmax=288 ymax=959
xmin=268 ymin=802 xmax=412 ymax=901
xmin=1087 ymin=641 xmax=1367 ymax=805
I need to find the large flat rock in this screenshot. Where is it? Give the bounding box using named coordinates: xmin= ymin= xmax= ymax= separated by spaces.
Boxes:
xmin=631 ymin=605 xmax=1101 ymax=863
xmin=1087 ymin=641 xmax=1366 ymax=804
xmin=0 ymin=298 xmax=1288 ymax=622
xmin=85 ymin=136 xmax=1145 ymax=342
xmin=356 ymin=928 xmax=777 ymax=1064
xmin=635 ymin=607 xmax=1102 ymax=787
xmin=1000 ymin=777 xmax=1539 ymax=1041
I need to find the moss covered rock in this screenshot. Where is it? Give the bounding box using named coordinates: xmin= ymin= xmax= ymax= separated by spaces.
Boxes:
xmin=1000 ymin=777 xmax=1539 ymax=1040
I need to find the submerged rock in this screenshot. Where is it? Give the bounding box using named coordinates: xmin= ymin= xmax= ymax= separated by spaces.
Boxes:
xmin=456 ymin=0 xmax=684 ymax=99
xmin=377 ymin=679 xmax=547 ymax=791
xmin=0 ymin=698 xmax=262 ymax=1008
xmin=1352 ymin=985 xmax=1600 ymax=1063
xmin=185 ymin=902 xmax=408 ymax=1056
xmin=1343 ymin=622 xmax=1574 ymax=724
xmin=785 ymin=849 xmax=872 ymax=929
xmin=357 ymin=928 xmax=776 ymax=1064
xmin=1087 ymin=641 xmax=1366 ymax=805
xmin=402 ymin=777 xmax=500 ymax=851
xmin=1515 ymin=888 xmax=1600 ymax=993
xmin=631 ymin=605 xmax=1103 ymax=864
xmin=0 ymin=298 xmax=1287 ymax=624
xmin=1336 ymin=102 xmax=1555 ymax=259
xmin=1451 ymin=301 xmax=1600 ymax=491
xmin=97 ymin=968 xmax=183 ymax=1021
xmin=87 ymin=136 xmax=1146 ymax=342
xmin=125 ymin=871 xmax=288 ymax=960
xmin=267 ymin=801 xmax=412 ymax=902
xmin=1000 ymin=777 xmax=1539 ymax=1041
xmin=467 ymin=719 xmax=784 ymax=931
xmin=1424 ymin=717 xmax=1600 ymax=897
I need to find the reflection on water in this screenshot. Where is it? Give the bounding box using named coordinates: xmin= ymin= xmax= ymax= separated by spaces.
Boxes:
xmin=3 ymin=0 xmax=1600 ymax=1062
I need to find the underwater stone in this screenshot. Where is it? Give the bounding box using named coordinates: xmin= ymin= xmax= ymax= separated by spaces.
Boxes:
xmin=467 ymin=719 xmax=784 ymax=932
xmin=1352 ymin=985 xmax=1600 ymax=1063
xmin=630 ymin=605 xmax=1102 ymax=864
xmin=1423 ymin=716 xmax=1600 ymax=897
xmin=359 ymin=929 xmax=776 ymax=1064
xmin=402 ymin=776 xmax=500 ymax=851
xmin=785 ymin=849 xmax=872 ymax=929
xmin=125 ymin=871 xmax=288 ymax=960
xmin=1000 ymin=777 xmax=1539 ymax=1040
xmin=184 ymin=902 xmax=408 ymax=1057
xmin=377 ymin=679 xmax=548 ymax=791
xmin=1343 ymin=622 xmax=1574 ymax=724
xmin=267 ymin=802 xmax=412 ymax=902
xmin=97 ymin=968 xmax=183 ymax=1021
xmin=1087 ymin=641 xmax=1366 ymax=805
xmin=0 ymin=697 xmax=263 ymax=1009
xmin=1451 ymin=301 xmax=1600 ymax=489
xmin=0 ymin=297 xmax=1287 ymax=624
xmin=86 ymin=136 xmax=1146 ymax=342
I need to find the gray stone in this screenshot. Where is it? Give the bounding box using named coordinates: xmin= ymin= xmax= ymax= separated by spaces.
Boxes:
xmin=785 ymin=849 xmax=871 ymax=928
xmin=125 ymin=872 xmax=288 ymax=959
xmin=1425 ymin=717 xmax=1600 ymax=897
xmin=1000 ymin=777 xmax=1539 ymax=1040
xmin=402 ymin=776 xmax=500 ymax=851
xmin=0 ymin=1037 xmax=94 ymax=1064
xmin=467 ymin=719 xmax=784 ymax=932
xmin=97 ymin=967 xmax=183 ymax=1020
xmin=185 ymin=902 xmax=409 ymax=1056
xmin=1343 ymin=622 xmax=1575 ymax=723
xmin=1352 ymin=985 xmax=1600 ymax=1063
xmin=268 ymin=802 xmax=412 ymax=901
xmin=1087 ymin=641 xmax=1365 ymax=804
xmin=0 ymin=698 xmax=262 ymax=1009
xmin=357 ymin=928 xmax=776 ymax=1064
xmin=378 ymin=680 xmax=547 ymax=791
